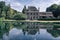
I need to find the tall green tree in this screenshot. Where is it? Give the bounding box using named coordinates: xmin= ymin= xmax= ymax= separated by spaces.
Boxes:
xmin=46 ymin=4 xmax=58 ymax=12
xmin=13 ymin=13 xmax=27 ymax=20
xmin=46 ymin=4 xmax=60 ymax=17
xmin=0 ymin=1 xmax=5 ymax=17
xmin=0 ymin=1 xmax=27 ymax=20
xmin=22 ymin=5 xmax=26 ymax=13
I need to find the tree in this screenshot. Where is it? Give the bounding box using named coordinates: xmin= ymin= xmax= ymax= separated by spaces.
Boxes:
xmin=22 ymin=5 xmax=26 ymax=13
xmin=0 ymin=1 xmax=26 ymax=20
xmin=5 ymin=4 xmax=18 ymax=19
xmin=0 ymin=1 xmax=5 ymax=17
xmin=46 ymin=4 xmax=58 ymax=12
xmin=47 ymin=29 xmax=60 ymax=37
xmin=46 ymin=4 xmax=60 ymax=17
xmin=13 ymin=13 xmax=27 ymax=20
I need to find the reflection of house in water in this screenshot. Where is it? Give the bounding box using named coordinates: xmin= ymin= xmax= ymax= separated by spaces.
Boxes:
xmin=22 ymin=22 xmax=54 ymax=35
xmin=25 ymin=22 xmax=54 ymax=29
xmin=22 ymin=6 xmax=54 ymax=20
xmin=22 ymin=29 xmax=39 ymax=35
xmin=47 ymin=28 xmax=60 ymax=37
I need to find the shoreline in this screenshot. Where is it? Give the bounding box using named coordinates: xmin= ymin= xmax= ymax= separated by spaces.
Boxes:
xmin=0 ymin=20 xmax=60 ymax=22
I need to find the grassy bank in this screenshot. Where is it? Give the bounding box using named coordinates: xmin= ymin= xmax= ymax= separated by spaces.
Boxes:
xmin=0 ymin=18 xmax=60 ymax=22
xmin=2 ymin=20 xmax=60 ymax=22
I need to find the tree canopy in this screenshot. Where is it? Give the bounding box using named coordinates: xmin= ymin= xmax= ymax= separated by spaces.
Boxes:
xmin=13 ymin=13 xmax=27 ymax=20
xmin=46 ymin=4 xmax=60 ymax=18
xmin=0 ymin=1 xmax=27 ymax=20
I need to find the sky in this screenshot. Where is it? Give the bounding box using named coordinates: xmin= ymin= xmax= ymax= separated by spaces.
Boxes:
xmin=0 ymin=0 xmax=60 ymax=12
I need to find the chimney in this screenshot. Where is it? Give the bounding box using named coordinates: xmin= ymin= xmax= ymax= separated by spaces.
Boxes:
xmin=38 ymin=7 xmax=40 ymax=12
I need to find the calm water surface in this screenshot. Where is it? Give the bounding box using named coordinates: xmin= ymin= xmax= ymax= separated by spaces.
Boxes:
xmin=0 ymin=22 xmax=60 ymax=40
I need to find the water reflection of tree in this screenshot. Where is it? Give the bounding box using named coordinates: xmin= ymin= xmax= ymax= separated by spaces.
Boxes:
xmin=0 ymin=30 xmax=3 ymax=39
xmin=0 ymin=22 xmax=9 ymax=40
xmin=47 ymin=28 xmax=60 ymax=38
xmin=13 ymin=22 xmax=26 ymax=29
xmin=0 ymin=21 xmax=5 ymax=39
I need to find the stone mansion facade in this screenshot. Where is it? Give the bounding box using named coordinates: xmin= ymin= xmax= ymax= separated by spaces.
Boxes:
xmin=22 ymin=6 xmax=54 ymax=20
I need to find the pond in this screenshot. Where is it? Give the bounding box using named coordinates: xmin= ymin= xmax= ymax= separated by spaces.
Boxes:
xmin=0 ymin=22 xmax=60 ymax=40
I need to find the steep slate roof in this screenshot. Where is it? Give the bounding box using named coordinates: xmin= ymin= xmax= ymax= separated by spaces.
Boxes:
xmin=28 ymin=6 xmax=38 ymax=11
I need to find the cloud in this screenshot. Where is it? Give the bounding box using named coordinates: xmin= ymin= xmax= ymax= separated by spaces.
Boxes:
xmin=11 ymin=2 xmax=24 ymax=12
xmin=9 ymin=0 xmax=33 ymax=12
xmin=0 ymin=0 xmax=5 ymax=1
xmin=12 ymin=0 xmax=33 ymax=5
xmin=27 ymin=0 xmax=60 ymax=12
xmin=4 ymin=0 xmax=24 ymax=12
xmin=1 ymin=0 xmax=60 ymax=12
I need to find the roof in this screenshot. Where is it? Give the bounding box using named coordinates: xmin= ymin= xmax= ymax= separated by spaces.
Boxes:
xmin=28 ymin=6 xmax=38 ymax=11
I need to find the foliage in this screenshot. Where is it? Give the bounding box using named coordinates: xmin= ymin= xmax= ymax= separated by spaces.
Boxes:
xmin=0 ymin=1 xmax=27 ymax=20
xmin=46 ymin=4 xmax=60 ymax=18
xmin=22 ymin=6 xmax=26 ymax=13
xmin=0 ymin=17 xmax=5 ymax=21
xmin=46 ymin=4 xmax=58 ymax=12
xmin=47 ymin=29 xmax=60 ymax=37
xmin=0 ymin=1 xmax=6 ymax=17
xmin=13 ymin=13 xmax=27 ymax=20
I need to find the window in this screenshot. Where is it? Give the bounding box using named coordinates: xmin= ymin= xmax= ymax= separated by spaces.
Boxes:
xmin=30 ymin=17 xmax=32 ymax=20
xmin=49 ymin=16 xmax=53 ymax=18
xmin=33 ymin=16 xmax=35 ymax=19
xmin=33 ymin=13 xmax=35 ymax=15
xmin=27 ymin=13 xmax=29 ymax=15
xmin=36 ymin=13 xmax=38 ymax=15
xmin=36 ymin=16 xmax=38 ymax=18
xmin=40 ymin=16 xmax=41 ymax=18
xmin=31 ymin=13 xmax=32 ymax=15
xmin=42 ymin=13 xmax=46 ymax=15
xmin=42 ymin=16 xmax=46 ymax=18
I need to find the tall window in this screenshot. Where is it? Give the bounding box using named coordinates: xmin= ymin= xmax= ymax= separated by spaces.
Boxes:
xmin=33 ymin=16 xmax=35 ymax=19
xmin=31 ymin=17 xmax=32 ymax=20
xmin=42 ymin=16 xmax=46 ymax=18
xmin=27 ymin=13 xmax=29 ymax=15
xmin=31 ymin=13 xmax=32 ymax=15
xmin=33 ymin=13 xmax=35 ymax=15
xmin=36 ymin=13 xmax=38 ymax=15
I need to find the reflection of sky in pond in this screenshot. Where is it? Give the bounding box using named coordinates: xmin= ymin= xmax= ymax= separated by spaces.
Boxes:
xmin=3 ymin=33 xmax=9 ymax=40
xmin=3 ymin=28 xmax=60 ymax=40
xmin=9 ymin=28 xmax=35 ymax=40
xmin=36 ymin=29 xmax=54 ymax=40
